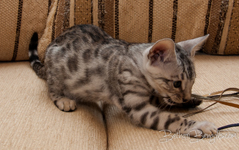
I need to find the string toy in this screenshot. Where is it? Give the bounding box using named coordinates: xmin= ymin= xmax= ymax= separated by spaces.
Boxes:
xmin=183 ymin=88 xmax=239 ymax=131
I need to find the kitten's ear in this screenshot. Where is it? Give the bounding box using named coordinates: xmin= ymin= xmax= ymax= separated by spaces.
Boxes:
xmin=177 ymin=34 xmax=209 ymax=57
xmin=148 ymin=39 xmax=176 ymax=66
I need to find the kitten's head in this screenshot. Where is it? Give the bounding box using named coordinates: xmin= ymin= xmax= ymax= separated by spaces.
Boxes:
xmin=143 ymin=35 xmax=209 ymax=105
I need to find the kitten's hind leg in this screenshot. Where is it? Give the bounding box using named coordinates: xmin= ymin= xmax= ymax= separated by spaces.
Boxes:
xmin=54 ymin=97 xmax=77 ymax=112
xmin=49 ymin=91 xmax=77 ymax=112
xmin=47 ymin=71 xmax=77 ymax=112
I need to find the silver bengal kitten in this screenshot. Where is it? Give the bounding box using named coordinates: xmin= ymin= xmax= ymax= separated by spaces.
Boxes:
xmin=29 ymin=24 xmax=217 ymax=138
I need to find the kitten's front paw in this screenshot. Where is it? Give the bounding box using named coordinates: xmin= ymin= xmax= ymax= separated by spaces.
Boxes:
xmin=54 ymin=98 xmax=77 ymax=112
xmin=183 ymin=121 xmax=217 ymax=138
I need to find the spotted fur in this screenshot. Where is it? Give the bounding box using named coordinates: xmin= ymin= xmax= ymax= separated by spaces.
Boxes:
xmin=29 ymin=24 xmax=217 ymax=137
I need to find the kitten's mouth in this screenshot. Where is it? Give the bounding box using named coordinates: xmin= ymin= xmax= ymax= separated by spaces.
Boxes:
xmin=164 ymin=97 xmax=177 ymax=105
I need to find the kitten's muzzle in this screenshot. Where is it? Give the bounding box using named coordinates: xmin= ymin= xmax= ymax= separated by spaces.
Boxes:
xmin=183 ymin=99 xmax=190 ymax=103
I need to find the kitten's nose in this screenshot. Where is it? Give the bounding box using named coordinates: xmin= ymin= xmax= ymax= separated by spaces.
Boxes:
xmin=183 ymin=93 xmax=191 ymax=102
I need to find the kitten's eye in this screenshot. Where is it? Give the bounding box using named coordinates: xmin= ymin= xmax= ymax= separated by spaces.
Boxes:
xmin=173 ymin=81 xmax=181 ymax=88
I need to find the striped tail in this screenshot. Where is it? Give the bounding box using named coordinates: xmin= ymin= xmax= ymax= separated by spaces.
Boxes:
xmin=29 ymin=32 xmax=46 ymax=80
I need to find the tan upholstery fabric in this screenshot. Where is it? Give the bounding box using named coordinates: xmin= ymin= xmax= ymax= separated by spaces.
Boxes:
xmin=38 ymin=0 xmax=94 ymax=61
xmin=224 ymin=0 xmax=239 ymax=55
xmin=38 ymin=0 xmax=209 ymax=61
xmin=204 ymin=0 xmax=239 ymax=55
xmin=0 ymin=62 xmax=107 ymax=150
xmin=37 ymin=0 xmax=239 ymax=62
xmin=1 ymin=0 xmax=239 ymax=62
xmin=96 ymin=0 xmax=208 ymax=43
xmin=0 ymin=0 xmax=48 ymax=61
xmin=97 ymin=0 xmax=239 ymax=54
xmin=104 ymin=54 xmax=239 ymax=149
xmin=38 ymin=0 xmax=59 ymax=62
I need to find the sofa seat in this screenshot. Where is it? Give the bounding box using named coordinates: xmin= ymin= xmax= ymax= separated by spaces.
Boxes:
xmin=0 ymin=62 xmax=107 ymax=150
xmin=0 ymin=54 xmax=239 ymax=149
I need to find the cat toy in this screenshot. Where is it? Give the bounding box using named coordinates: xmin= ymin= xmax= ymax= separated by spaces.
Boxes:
xmin=184 ymin=88 xmax=239 ymax=131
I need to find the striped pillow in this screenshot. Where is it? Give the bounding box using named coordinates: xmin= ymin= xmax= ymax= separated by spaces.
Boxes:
xmin=204 ymin=0 xmax=239 ymax=55
xmin=38 ymin=0 xmax=94 ymax=61
xmin=38 ymin=0 xmax=239 ymax=60
xmin=4 ymin=0 xmax=237 ymax=61
xmin=0 ymin=0 xmax=49 ymax=61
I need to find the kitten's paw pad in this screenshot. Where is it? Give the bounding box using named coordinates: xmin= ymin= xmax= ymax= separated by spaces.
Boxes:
xmin=55 ymin=98 xmax=77 ymax=112
xmin=185 ymin=121 xmax=218 ymax=138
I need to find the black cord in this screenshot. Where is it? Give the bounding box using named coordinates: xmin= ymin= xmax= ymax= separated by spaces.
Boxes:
xmin=208 ymin=92 xmax=239 ymax=98
xmin=191 ymin=93 xmax=239 ymax=131
xmin=210 ymin=92 xmax=239 ymax=131
xmin=218 ymin=123 xmax=239 ymax=130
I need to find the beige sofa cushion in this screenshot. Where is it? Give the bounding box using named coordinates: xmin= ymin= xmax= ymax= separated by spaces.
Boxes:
xmin=104 ymin=54 xmax=239 ymax=149
xmin=0 ymin=62 xmax=107 ymax=150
